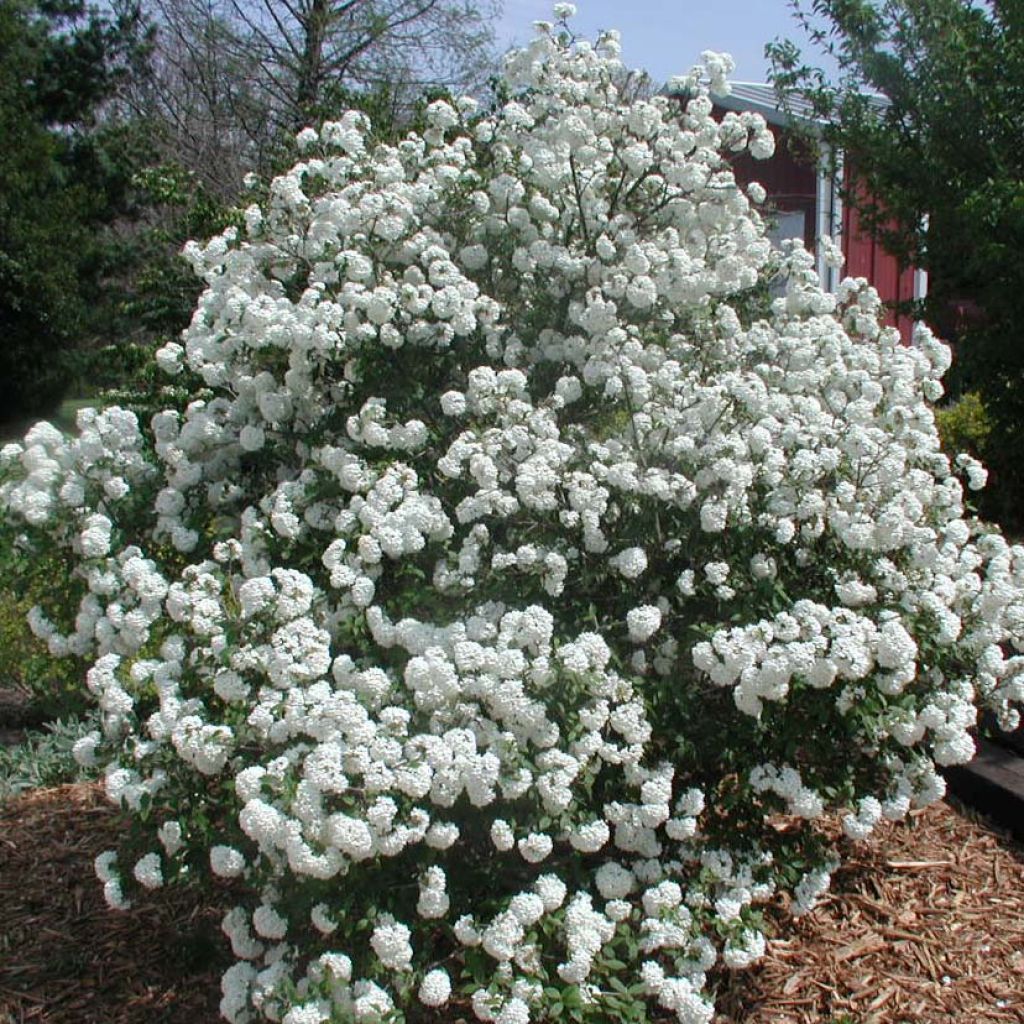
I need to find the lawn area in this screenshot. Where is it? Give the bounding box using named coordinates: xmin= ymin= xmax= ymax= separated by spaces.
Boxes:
xmin=0 ymin=398 xmax=100 ymax=445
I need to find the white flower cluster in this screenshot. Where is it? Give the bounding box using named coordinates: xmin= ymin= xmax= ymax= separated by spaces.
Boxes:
xmin=3 ymin=10 xmax=1024 ymax=1024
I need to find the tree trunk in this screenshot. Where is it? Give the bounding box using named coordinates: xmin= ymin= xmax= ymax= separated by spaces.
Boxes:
xmin=295 ymin=0 xmax=330 ymax=127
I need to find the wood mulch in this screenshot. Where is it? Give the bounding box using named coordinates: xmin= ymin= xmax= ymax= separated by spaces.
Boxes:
xmin=0 ymin=784 xmax=226 ymax=1023
xmin=1 ymin=784 xmax=1023 ymax=1024
xmin=714 ymin=801 xmax=1024 ymax=1023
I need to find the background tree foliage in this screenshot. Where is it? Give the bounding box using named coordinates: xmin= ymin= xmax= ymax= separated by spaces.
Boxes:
xmin=0 ymin=0 xmax=150 ymax=420
xmin=768 ymin=0 xmax=1024 ymax=528
xmin=0 ymin=0 xmax=501 ymax=431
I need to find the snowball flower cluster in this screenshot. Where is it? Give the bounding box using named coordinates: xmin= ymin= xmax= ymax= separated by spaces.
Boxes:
xmin=2 ymin=10 xmax=1023 ymax=1024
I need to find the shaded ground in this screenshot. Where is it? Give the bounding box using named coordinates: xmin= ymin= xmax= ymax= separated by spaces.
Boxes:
xmin=1 ymin=784 xmax=1023 ymax=1023
xmin=0 ymin=784 xmax=226 ymax=1023
xmin=0 ymin=687 xmax=36 ymax=749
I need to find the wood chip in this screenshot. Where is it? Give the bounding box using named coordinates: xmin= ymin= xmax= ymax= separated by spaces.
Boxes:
xmin=866 ymin=985 xmax=898 ymax=1012
xmin=885 ymin=859 xmax=954 ymax=869
xmin=834 ymin=932 xmax=886 ymax=963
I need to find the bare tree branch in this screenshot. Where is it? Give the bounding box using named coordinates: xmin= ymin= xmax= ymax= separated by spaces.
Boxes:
xmin=121 ymin=0 xmax=500 ymax=196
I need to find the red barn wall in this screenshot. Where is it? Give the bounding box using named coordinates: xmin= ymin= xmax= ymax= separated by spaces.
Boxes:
xmin=841 ymin=168 xmax=917 ymax=342
xmin=709 ymin=104 xmax=920 ymax=343
xmin=727 ymin=122 xmax=818 ymax=250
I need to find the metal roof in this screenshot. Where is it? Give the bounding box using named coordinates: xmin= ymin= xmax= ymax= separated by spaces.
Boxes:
xmin=716 ymin=82 xmax=824 ymax=127
xmin=662 ymin=81 xmax=889 ymax=131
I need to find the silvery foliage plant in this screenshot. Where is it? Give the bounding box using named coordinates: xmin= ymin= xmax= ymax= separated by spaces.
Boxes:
xmin=2 ymin=8 xmax=1023 ymax=1024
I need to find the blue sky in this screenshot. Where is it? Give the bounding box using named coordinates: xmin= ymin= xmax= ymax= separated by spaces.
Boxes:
xmin=495 ymin=0 xmax=836 ymax=86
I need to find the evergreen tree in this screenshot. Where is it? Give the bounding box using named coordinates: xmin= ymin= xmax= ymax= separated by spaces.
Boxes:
xmin=0 ymin=0 xmax=151 ymax=422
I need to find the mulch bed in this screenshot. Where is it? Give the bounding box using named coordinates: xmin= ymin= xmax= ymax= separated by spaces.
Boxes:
xmin=714 ymin=801 xmax=1024 ymax=1023
xmin=0 ymin=784 xmax=225 ymax=1023
xmin=2 ymin=785 xmax=1023 ymax=1024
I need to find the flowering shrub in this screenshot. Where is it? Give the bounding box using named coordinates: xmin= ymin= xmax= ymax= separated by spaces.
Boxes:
xmin=3 ymin=9 xmax=1024 ymax=1024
